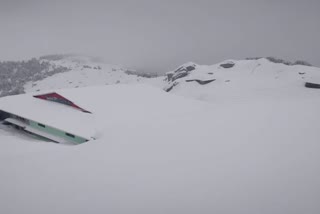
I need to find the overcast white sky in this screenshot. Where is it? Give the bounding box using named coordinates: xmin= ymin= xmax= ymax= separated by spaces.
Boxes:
xmin=1 ymin=0 xmax=319 ymax=72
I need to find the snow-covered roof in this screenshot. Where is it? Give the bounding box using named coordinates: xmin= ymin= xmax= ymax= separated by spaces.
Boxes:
xmin=0 ymin=84 xmax=187 ymax=141
xmin=0 ymin=89 xmax=96 ymax=140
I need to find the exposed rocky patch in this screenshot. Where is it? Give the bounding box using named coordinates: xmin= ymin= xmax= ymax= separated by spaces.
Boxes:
xmin=220 ymin=61 xmax=235 ymax=68
xmin=185 ymin=79 xmax=216 ymax=85
xmin=166 ymin=62 xmax=197 ymax=82
xmin=164 ymin=82 xmax=179 ymax=92
xmin=305 ymin=82 xmax=320 ymax=89
xmin=163 ymin=58 xmax=320 ymax=97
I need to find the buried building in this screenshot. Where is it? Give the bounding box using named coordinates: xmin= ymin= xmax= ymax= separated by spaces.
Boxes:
xmin=0 ymin=91 xmax=95 ymax=144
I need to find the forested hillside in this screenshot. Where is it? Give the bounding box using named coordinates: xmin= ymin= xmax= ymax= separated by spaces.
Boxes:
xmin=0 ymin=58 xmax=69 ymax=97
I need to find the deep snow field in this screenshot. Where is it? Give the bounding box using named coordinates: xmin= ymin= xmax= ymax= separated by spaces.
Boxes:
xmin=1 ymin=58 xmax=320 ymax=214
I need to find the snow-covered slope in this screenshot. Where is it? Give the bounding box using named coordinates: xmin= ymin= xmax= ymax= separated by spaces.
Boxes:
xmin=23 ymin=56 xmax=320 ymax=102
xmin=164 ymin=58 xmax=320 ymax=101
xmin=24 ymin=55 xmax=165 ymax=93
xmin=1 ymin=83 xmax=320 ymax=214
xmin=1 ymin=58 xmax=320 ymax=214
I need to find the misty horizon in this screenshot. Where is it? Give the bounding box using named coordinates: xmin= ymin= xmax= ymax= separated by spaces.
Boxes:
xmin=1 ymin=0 xmax=319 ymax=73
xmin=1 ymin=52 xmax=316 ymax=75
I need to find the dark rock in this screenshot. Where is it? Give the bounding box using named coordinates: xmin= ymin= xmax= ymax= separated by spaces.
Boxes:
xmin=186 ymin=66 xmax=196 ymax=72
xmin=167 ymin=63 xmax=197 ymax=82
xmin=164 ymin=82 xmax=179 ymax=92
xmin=0 ymin=110 xmax=10 ymax=121
xmin=166 ymin=72 xmax=174 ymax=81
xmin=220 ymin=62 xmax=235 ymax=68
xmin=172 ymin=72 xmax=189 ymax=82
xmin=185 ymin=79 xmax=216 ymax=85
xmin=165 ymin=85 xmax=174 ymax=92
xmin=305 ymin=82 xmax=320 ymax=89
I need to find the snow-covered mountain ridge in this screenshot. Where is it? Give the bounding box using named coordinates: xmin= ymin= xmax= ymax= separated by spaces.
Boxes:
xmin=2 ymin=55 xmax=319 ymax=101
xmin=164 ymin=58 xmax=320 ymax=101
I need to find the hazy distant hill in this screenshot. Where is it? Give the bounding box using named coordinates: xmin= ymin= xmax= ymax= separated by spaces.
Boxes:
xmin=0 ymin=54 xmax=163 ymax=97
xmin=0 ymin=57 xmax=70 ymax=97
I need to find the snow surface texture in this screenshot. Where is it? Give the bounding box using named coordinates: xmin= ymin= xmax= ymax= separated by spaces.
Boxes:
xmin=1 ymin=59 xmax=320 ymax=214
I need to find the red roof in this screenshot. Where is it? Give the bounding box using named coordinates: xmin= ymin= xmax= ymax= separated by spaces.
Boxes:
xmin=34 ymin=92 xmax=91 ymax=113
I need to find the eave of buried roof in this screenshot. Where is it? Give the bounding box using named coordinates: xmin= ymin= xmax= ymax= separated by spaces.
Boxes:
xmin=0 ymin=93 xmax=96 ymax=140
